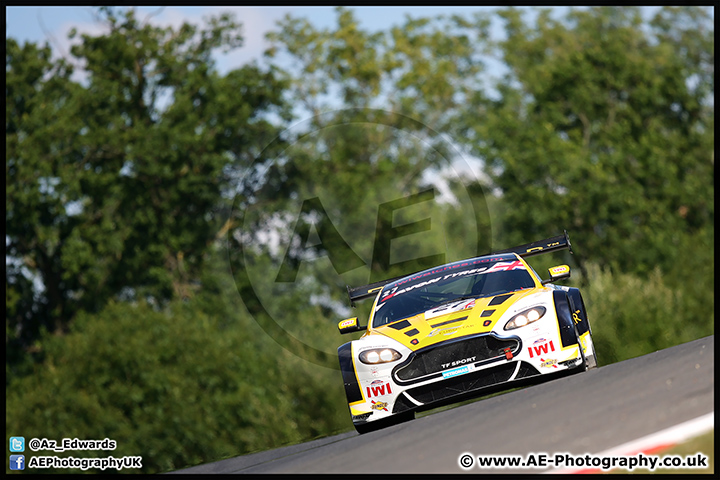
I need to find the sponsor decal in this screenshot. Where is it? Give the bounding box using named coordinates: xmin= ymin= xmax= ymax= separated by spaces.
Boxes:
xmin=525 ymin=241 xmax=560 ymax=254
xmin=371 ymin=401 xmax=389 ymax=411
xmin=427 ymin=322 xmax=476 ymax=338
xmin=375 ymin=257 xmax=516 ymax=310
xmin=377 ymin=277 xmax=443 ymax=308
xmin=442 ymin=365 xmax=473 ymax=379
xmin=427 ymin=326 xmax=461 ymax=337
xmin=549 ymin=265 xmax=569 ymax=275
xmin=528 ymin=339 xmax=555 ymax=358
xmin=352 ymin=412 xmax=372 ymax=421
xmin=366 ymin=380 xmax=393 ymax=398
xmin=425 ymin=299 xmax=476 ymax=321
xmin=485 ymin=260 xmax=526 ymax=273
xmin=339 ymin=318 xmax=357 ymax=328
xmin=572 ymin=309 xmax=582 ymax=325
xmin=540 ymin=358 xmax=558 ymax=369
xmin=384 ymin=259 xmax=506 ymax=292
xmin=441 ymin=356 xmax=476 ymax=369
xmin=359 ymin=345 xmax=389 ymax=351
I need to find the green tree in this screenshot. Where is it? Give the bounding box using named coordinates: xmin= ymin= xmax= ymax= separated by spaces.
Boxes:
xmin=251 ymin=6 xmax=497 ymax=282
xmin=5 ymin=253 xmax=349 ymax=473
xmin=456 ymin=6 xmax=714 ymax=276
xmin=227 ymin=8 xmax=497 ymax=367
xmin=5 ymin=7 xmax=715 ymax=473
xmin=6 ymin=8 xmax=290 ymax=374
xmin=266 ymin=7 xmax=491 ymax=128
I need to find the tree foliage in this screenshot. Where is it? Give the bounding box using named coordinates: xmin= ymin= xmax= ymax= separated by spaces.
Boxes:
xmin=6 ymin=8 xmax=289 ymax=372
xmin=5 ymin=256 xmax=348 ymax=473
xmin=228 ymin=8 xmax=497 ymax=365
xmin=457 ymin=6 xmax=714 ymax=275
xmin=5 ymin=5 xmax=714 ymax=474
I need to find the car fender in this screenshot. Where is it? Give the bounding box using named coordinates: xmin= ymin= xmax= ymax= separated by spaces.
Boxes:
xmin=565 ymin=287 xmax=591 ymax=337
xmin=338 ymin=342 xmax=363 ymax=404
xmin=552 ymin=290 xmax=580 ymax=349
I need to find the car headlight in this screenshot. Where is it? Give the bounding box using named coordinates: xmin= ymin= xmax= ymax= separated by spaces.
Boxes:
xmin=359 ymin=348 xmax=402 ymax=364
xmin=504 ymin=306 xmax=547 ymax=330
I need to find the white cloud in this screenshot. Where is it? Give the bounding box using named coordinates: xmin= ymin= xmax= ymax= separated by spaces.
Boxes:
xmin=213 ymin=7 xmax=295 ymax=70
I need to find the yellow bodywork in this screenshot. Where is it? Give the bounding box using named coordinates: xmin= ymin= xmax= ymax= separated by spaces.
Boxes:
xmin=365 ymin=289 xmax=541 ymax=351
xmin=345 ymin=255 xmax=585 ymax=412
xmin=361 ymin=254 xmax=560 ymax=351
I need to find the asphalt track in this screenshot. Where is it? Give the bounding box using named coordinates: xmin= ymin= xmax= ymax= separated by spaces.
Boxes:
xmin=174 ymin=335 xmax=714 ymax=474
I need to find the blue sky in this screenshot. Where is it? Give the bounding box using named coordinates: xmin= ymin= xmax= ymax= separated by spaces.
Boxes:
xmin=6 ymin=6 xmax=703 ymax=78
xmin=5 ymin=6 xmax=504 ymax=72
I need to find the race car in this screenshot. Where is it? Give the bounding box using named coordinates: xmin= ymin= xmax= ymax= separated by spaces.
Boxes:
xmin=337 ymin=231 xmax=597 ymax=434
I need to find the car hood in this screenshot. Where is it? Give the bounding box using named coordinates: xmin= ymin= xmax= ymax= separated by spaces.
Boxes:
xmin=368 ymin=289 xmax=543 ymax=350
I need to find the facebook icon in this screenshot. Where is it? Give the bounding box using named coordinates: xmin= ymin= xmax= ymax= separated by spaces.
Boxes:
xmin=10 ymin=454 xmax=25 ymax=470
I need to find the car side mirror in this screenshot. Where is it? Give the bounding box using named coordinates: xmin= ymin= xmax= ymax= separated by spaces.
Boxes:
xmin=338 ymin=317 xmax=365 ymax=334
xmin=542 ymin=265 xmax=571 ymax=285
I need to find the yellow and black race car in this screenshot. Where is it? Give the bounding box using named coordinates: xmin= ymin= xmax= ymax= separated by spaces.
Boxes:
xmin=337 ymin=232 xmax=597 ymax=434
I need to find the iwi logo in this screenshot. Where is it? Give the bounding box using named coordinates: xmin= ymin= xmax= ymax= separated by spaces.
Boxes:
xmin=528 ymin=339 xmax=555 ymax=358
xmin=366 ymin=380 xmax=392 ymax=398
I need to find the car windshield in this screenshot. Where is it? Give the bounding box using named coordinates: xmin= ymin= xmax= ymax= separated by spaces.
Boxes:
xmin=371 ymin=257 xmax=536 ymax=328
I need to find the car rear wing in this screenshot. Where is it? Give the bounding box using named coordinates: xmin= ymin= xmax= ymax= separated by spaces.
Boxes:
xmin=491 ymin=230 xmax=573 ymax=259
xmin=346 ymin=230 xmax=572 ymax=306
xmin=346 ymin=277 xmax=406 ymax=307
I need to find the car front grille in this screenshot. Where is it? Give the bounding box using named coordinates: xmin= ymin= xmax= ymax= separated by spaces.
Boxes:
xmin=403 ymin=361 xmax=541 ymax=405
xmin=405 ymin=362 xmax=518 ymax=404
xmin=394 ymin=334 xmax=520 ymax=383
